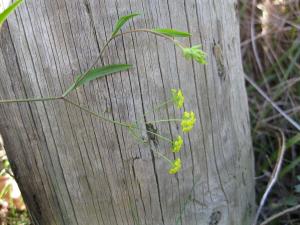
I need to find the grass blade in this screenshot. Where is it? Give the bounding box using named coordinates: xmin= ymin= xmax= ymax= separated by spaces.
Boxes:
xmin=279 ymin=133 xmax=300 ymax=178
xmin=286 ymin=133 xmax=300 ymax=149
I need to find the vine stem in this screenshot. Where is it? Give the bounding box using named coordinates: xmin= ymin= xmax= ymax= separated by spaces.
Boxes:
xmin=151 ymin=148 xmax=173 ymax=164
xmin=0 ymin=96 xmax=62 ymax=104
xmin=62 ymin=36 xmax=114 ymax=97
xmin=133 ymin=99 xmax=173 ymax=129
xmin=61 ymin=99 xmax=176 ymax=147
xmin=113 ymin=29 xmax=184 ymax=48
xmin=143 ymin=100 xmax=173 ymax=116
xmin=128 ymin=127 xmax=148 ymax=144
xmin=146 ymin=119 xmax=182 ymax=124
xmin=62 ymin=97 xmax=132 ymax=128
xmin=62 ymin=28 xmax=184 ymax=97
xmin=145 ymin=130 xmax=172 ymax=143
xmin=1 ymin=28 xmax=184 ymax=130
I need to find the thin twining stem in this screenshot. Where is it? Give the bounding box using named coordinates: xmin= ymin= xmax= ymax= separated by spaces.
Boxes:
xmin=143 ymin=100 xmax=173 ymax=116
xmin=145 ymin=130 xmax=172 ymax=143
xmin=113 ymin=29 xmax=184 ymax=48
xmin=62 ymin=28 xmax=184 ymax=97
xmin=1 ymin=28 xmax=182 ymax=104
xmin=0 ymin=96 xmax=62 ymax=104
xmin=129 ymin=122 xmax=172 ymax=144
xmin=62 ymin=36 xmax=114 ymax=97
xmin=0 ymin=28 xmax=183 ymax=129
xmin=63 ymin=98 xmax=132 ymax=128
xmin=151 ymin=148 xmax=173 ymax=164
xmin=0 ymin=95 xmax=131 ymax=128
xmin=145 ymin=119 xmax=182 ymax=124
xmin=128 ymin=126 xmax=173 ymax=147
xmin=134 ymin=100 xmax=173 ymax=127
xmin=128 ymin=127 xmax=148 ymax=144
xmin=0 ymin=94 xmax=179 ymax=142
xmin=61 ymin=100 xmax=174 ymax=145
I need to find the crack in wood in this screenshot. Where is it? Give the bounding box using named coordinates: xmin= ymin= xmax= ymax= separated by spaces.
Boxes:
xmin=145 ymin=123 xmax=159 ymax=147
xmin=209 ymin=210 xmax=222 ymax=225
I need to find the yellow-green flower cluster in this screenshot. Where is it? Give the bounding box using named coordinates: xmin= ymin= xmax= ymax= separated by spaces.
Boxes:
xmin=168 ymin=158 xmax=182 ymax=174
xmin=171 ymin=136 xmax=183 ymax=153
xmin=181 ymin=111 xmax=196 ymax=132
xmin=171 ymin=89 xmax=184 ymax=109
xmin=182 ymin=45 xmax=207 ymax=64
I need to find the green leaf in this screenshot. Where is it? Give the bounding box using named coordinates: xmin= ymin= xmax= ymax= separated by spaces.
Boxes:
xmin=111 ymin=13 xmax=140 ymax=37
xmin=77 ymin=64 xmax=132 ymax=86
xmin=151 ymin=28 xmax=191 ymax=37
xmin=286 ymin=133 xmax=300 ymax=149
xmin=63 ymin=64 xmax=132 ymax=96
xmin=0 ymin=0 xmax=24 ymax=26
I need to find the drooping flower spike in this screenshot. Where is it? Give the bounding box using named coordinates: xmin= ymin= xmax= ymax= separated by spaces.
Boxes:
xmin=171 ymin=136 xmax=183 ymax=153
xmin=171 ymin=89 xmax=184 ymax=109
xmin=168 ymin=158 xmax=182 ymax=174
xmin=181 ymin=111 xmax=196 ymax=132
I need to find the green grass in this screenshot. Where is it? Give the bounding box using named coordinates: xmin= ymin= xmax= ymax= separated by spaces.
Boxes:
xmin=240 ymin=0 xmax=300 ymax=224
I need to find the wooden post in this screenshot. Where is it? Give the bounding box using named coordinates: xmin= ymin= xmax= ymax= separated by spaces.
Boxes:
xmin=0 ymin=0 xmax=255 ymax=224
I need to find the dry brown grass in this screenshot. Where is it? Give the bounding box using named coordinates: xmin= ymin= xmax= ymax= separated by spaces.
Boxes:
xmin=240 ymin=0 xmax=300 ymax=224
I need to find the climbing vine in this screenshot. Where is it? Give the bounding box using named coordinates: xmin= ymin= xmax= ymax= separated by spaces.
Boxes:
xmin=0 ymin=2 xmax=207 ymax=174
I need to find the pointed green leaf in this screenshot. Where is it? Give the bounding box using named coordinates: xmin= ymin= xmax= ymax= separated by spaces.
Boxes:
xmin=0 ymin=0 xmax=24 ymax=26
xmin=111 ymin=13 xmax=140 ymax=37
xmin=151 ymin=28 xmax=191 ymax=37
xmin=77 ymin=64 xmax=132 ymax=86
xmin=63 ymin=64 xmax=132 ymax=96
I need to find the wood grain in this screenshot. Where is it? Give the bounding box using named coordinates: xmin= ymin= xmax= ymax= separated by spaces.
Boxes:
xmin=0 ymin=0 xmax=255 ymax=224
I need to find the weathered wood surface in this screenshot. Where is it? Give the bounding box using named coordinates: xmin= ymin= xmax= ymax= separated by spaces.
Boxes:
xmin=0 ymin=0 xmax=255 ymax=224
